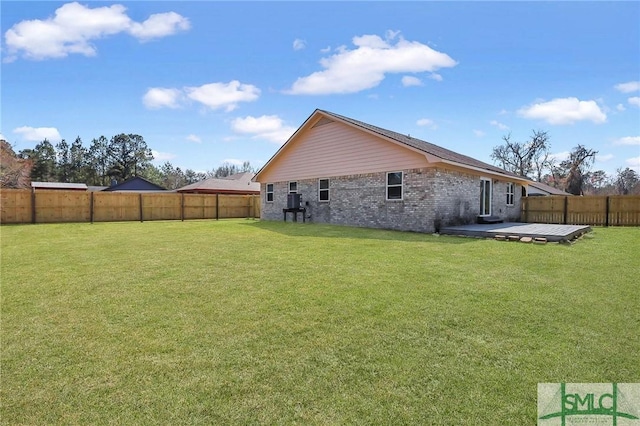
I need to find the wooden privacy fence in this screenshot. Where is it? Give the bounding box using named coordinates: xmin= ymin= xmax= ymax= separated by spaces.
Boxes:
xmin=0 ymin=189 xmax=260 ymax=224
xmin=521 ymin=195 xmax=640 ymax=226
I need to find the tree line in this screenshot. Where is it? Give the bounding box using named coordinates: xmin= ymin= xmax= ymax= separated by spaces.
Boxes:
xmin=0 ymin=135 xmax=254 ymax=190
xmin=2 ymin=131 xmax=638 ymax=195
xmin=491 ymin=130 xmax=639 ymax=195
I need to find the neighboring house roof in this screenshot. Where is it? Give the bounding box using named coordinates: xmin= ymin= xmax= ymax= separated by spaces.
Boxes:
xmin=527 ymin=180 xmax=570 ymax=196
xmin=87 ymin=186 xmax=109 ymax=192
xmin=31 ymin=181 xmax=88 ymax=191
xmin=102 ymin=176 xmax=166 ymax=192
xmin=175 ymin=172 xmax=260 ymax=194
xmin=253 ymin=109 xmax=528 ymax=183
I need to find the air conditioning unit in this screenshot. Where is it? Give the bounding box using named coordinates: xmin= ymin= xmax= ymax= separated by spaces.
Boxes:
xmin=287 ymin=193 xmax=301 ymax=209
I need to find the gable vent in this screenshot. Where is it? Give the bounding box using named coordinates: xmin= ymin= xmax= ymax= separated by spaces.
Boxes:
xmin=312 ymin=117 xmax=334 ymax=128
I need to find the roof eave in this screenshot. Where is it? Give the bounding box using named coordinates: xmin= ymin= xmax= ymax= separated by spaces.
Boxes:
xmin=438 ymin=159 xmax=529 ymax=183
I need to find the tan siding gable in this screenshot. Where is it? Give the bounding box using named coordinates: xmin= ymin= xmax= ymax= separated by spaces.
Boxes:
xmin=258 ymin=121 xmax=428 ymax=182
xmin=312 ymin=117 xmax=334 ymax=128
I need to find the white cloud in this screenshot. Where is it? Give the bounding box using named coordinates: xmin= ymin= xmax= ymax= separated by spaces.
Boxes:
xmin=13 ymin=126 xmax=61 ymax=142
xmin=185 ymin=81 xmax=260 ymax=112
xmin=221 ymin=158 xmax=244 ymax=166
xmin=625 ymin=156 xmax=640 ymax=172
xmin=473 ymin=130 xmax=485 ymax=137
xmin=616 ymin=103 xmax=626 ymax=112
xmin=614 ymin=81 xmax=640 ymax=93
xmin=613 ymin=136 xmax=640 ymax=146
xmin=490 ymin=120 xmax=509 ymax=130
xmin=293 ymin=38 xmax=306 ymax=51
xmin=128 ymin=12 xmax=190 ymax=41
xmin=428 ymin=73 xmax=443 ymax=82
xmin=230 ymin=115 xmax=296 ymax=144
xmin=518 ymin=97 xmax=606 ymax=125
xmin=549 ymin=151 xmax=570 ymax=162
xmin=416 ymin=118 xmax=437 ymax=129
xmin=4 ymin=2 xmax=190 ymax=61
xmin=142 ymin=81 xmax=259 ymax=111
xmin=385 ymin=29 xmax=402 ymax=40
xmin=143 ymin=87 xmax=182 ymax=109
xmin=151 ymin=150 xmax=176 ymax=162
xmin=596 ymin=153 xmax=614 ymax=162
xmin=628 ymin=97 xmax=640 ymax=107
xmin=402 ymin=76 xmax=423 ymax=87
xmin=186 ymin=134 xmax=201 ymax=143
xmin=286 ymin=31 xmax=457 ymax=95
xmin=320 ymin=46 xmax=331 ymax=53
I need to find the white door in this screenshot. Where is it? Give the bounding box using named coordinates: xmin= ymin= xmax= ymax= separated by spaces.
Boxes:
xmin=480 ymin=178 xmax=492 ymax=216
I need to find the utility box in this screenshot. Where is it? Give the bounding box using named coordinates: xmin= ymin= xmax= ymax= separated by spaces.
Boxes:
xmin=287 ymin=193 xmax=301 ymax=209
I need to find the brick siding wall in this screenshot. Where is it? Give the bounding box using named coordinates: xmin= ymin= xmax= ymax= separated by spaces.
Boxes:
xmin=261 ymin=167 xmax=521 ymax=233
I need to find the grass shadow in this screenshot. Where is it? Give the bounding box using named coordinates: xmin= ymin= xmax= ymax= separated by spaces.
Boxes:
xmin=243 ymin=220 xmax=476 ymax=244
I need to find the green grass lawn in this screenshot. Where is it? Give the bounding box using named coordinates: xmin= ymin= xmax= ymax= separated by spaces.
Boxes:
xmin=1 ymin=220 xmax=638 ymax=424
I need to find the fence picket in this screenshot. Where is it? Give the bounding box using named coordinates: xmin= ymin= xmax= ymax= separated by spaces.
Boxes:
xmin=1 ymin=190 xmax=260 ymax=224
xmin=520 ymin=195 xmax=640 ymax=226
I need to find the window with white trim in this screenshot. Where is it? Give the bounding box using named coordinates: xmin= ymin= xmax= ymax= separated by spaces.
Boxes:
xmin=288 ymin=181 xmax=297 ymax=194
xmin=265 ymin=183 xmax=274 ymax=203
xmin=318 ymin=178 xmax=329 ymax=202
xmin=506 ymin=182 xmax=514 ymax=206
xmin=386 ymin=171 xmax=403 ymax=200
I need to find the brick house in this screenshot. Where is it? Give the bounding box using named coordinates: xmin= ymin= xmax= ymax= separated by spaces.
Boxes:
xmin=252 ymin=109 xmax=529 ymax=233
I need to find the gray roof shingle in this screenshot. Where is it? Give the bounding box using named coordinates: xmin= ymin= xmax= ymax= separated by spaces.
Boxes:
xmin=176 ymin=172 xmax=260 ymax=193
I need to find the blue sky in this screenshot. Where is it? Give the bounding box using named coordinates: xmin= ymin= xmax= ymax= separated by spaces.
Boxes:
xmin=2 ymin=1 xmax=639 ymax=176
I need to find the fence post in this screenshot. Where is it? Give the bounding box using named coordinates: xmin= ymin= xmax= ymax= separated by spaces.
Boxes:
xmin=31 ymin=188 xmax=36 ymax=224
xmin=563 ymin=196 xmax=568 ymax=224
xmin=139 ymin=193 xmax=144 ymax=222
xmin=90 ymin=191 xmax=94 ymax=223
xmin=605 ymin=196 xmax=610 ymax=227
xmin=254 ymin=195 xmax=259 ymax=219
xmin=216 ymin=193 xmax=219 ymax=220
xmin=181 ymin=193 xmax=185 ymax=222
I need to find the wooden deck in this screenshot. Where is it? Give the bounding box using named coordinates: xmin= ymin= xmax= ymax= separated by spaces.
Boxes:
xmin=440 ymin=222 xmax=592 ymax=242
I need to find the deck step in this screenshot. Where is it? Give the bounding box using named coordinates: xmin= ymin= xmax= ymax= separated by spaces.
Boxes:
xmin=477 ymin=215 xmax=503 ymax=224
